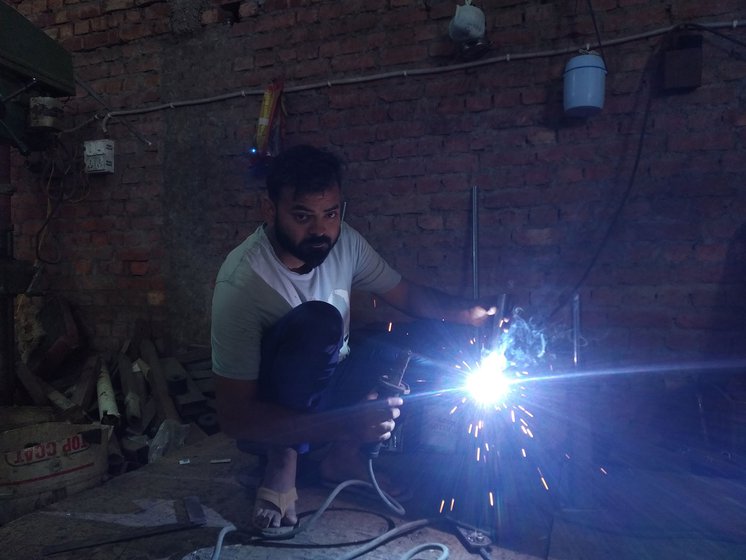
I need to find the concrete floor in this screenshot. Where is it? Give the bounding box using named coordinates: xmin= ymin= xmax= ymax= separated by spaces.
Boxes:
xmin=0 ymin=431 xmax=542 ymax=560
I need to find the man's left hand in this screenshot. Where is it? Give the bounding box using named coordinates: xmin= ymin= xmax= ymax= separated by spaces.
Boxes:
xmin=464 ymin=304 xmax=497 ymax=327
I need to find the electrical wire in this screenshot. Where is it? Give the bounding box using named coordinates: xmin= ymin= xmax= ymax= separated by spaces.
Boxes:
xmin=585 ymin=0 xmax=608 ymax=67
xmin=96 ymin=18 xmax=745 ymax=140
xmin=32 ymin=138 xmax=91 ymax=265
xmin=75 ymin=77 xmax=152 ymax=146
xmin=685 ymin=21 xmax=746 ymax=49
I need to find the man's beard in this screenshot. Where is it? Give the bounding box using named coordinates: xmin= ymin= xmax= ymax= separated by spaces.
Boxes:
xmin=274 ymin=220 xmax=337 ymax=271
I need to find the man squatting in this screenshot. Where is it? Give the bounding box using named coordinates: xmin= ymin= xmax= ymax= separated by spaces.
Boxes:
xmin=211 ymin=145 xmax=496 ymax=530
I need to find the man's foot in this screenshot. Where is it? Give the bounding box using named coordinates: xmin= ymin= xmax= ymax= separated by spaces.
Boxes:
xmin=253 ymin=447 xmax=298 ymax=529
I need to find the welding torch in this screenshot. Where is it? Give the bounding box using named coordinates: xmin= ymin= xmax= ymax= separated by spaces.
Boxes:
xmin=363 ymin=349 xmax=412 ymax=459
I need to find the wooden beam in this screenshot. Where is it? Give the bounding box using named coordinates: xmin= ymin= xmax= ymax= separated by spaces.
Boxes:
xmin=139 ymin=339 xmax=180 ymax=423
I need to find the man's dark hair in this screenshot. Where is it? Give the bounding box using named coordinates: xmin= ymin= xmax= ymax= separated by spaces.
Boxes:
xmin=266 ymin=145 xmax=342 ymax=202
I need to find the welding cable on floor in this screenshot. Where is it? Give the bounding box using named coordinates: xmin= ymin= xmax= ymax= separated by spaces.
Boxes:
xmin=366 ymin=457 xmax=406 ymax=516
xmin=210 ymin=524 xmax=237 ymax=560
xmin=477 ymin=548 xmax=493 ymax=560
xmin=207 ymin=463 xmax=445 ymax=559
xmin=402 ymin=543 xmax=450 ymax=560
xmin=263 ymin=468 xmax=406 ymax=542
xmin=337 ymin=518 xmax=448 ymax=560
xmin=207 ymin=477 xmax=398 ymax=559
xmin=333 ymin=462 xmax=454 ymax=559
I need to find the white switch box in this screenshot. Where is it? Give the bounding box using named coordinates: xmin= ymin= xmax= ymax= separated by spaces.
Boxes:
xmin=84 ymin=139 xmax=115 ymax=174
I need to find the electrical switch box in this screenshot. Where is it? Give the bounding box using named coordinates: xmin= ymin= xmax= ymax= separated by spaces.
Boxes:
xmin=84 ymin=139 xmax=115 ymax=174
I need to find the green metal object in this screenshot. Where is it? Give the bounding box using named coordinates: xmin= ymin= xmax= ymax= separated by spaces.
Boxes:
xmin=0 ymin=3 xmax=74 ymax=95
xmin=0 ymin=2 xmax=74 ymax=150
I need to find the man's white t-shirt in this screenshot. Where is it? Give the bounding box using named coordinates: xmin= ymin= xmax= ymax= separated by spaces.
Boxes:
xmin=211 ymin=222 xmax=401 ymax=380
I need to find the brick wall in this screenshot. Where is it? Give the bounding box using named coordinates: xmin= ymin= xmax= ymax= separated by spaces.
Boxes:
xmin=6 ymin=0 xmax=746 ymax=370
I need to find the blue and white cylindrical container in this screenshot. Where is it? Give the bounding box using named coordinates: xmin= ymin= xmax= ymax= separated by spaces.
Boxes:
xmin=563 ymin=52 xmax=607 ymax=117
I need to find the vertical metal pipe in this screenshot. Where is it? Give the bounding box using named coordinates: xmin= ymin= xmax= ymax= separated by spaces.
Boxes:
xmin=565 ymin=291 xmax=594 ymax=508
xmin=471 ymin=185 xmax=479 ymax=300
xmin=471 ymin=185 xmax=483 ymax=356
xmin=572 ymin=293 xmax=581 ymax=368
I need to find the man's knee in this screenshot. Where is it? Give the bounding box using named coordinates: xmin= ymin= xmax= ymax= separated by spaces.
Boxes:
xmin=285 ymin=301 xmax=343 ymax=340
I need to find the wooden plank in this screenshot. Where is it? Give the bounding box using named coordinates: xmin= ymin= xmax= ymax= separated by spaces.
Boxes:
xmin=16 ymin=362 xmax=88 ymax=423
xmin=39 ymin=378 xmax=89 ymax=424
xmin=139 ymin=340 xmax=180 ymax=423
xmin=69 ymin=355 xmax=100 ymax=411
xmin=15 ymin=362 xmax=48 ymax=405
xmin=0 ymin=405 xmax=55 ymax=430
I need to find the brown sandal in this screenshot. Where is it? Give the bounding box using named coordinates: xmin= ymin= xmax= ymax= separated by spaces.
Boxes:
xmin=253 ymin=486 xmax=298 ymax=530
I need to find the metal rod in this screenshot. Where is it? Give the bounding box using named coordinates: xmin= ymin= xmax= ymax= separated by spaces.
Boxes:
xmin=471 ymin=185 xmax=479 ymax=300
xmin=0 ymin=144 xmax=14 ymax=405
xmin=496 ymin=293 xmax=507 ymax=325
xmin=0 ymin=77 xmax=37 ymax=104
xmin=572 ymin=293 xmax=581 ymax=368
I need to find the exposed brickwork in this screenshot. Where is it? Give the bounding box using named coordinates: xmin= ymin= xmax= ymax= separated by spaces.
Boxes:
xmin=4 ymin=0 xmax=745 ymax=369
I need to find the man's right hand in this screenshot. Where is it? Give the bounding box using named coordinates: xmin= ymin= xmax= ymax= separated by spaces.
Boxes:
xmin=215 ymin=375 xmax=403 ymax=446
xmin=345 ymin=396 xmax=403 ymax=443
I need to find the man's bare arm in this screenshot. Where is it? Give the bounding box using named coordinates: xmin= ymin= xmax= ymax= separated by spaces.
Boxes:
xmin=379 ymin=278 xmax=496 ymax=326
xmin=214 ymin=375 xmax=401 ymax=446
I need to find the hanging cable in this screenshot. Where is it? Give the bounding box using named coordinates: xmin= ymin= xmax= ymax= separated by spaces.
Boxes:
xmin=585 ymin=0 xmax=608 ymax=66
xmin=544 ymin=40 xmax=659 ymax=323
xmin=544 ymin=16 xmax=746 ymax=323
xmin=684 ymin=21 xmax=746 ymax=48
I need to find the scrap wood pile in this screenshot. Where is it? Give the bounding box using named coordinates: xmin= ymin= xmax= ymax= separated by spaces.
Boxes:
xmin=3 ymin=297 xmax=218 ymax=475
xmin=9 ymin=344 xmax=218 ymax=474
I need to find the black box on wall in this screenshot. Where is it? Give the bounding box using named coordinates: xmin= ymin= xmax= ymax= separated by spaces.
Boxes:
xmin=663 ymin=34 xmax=703 ymax=91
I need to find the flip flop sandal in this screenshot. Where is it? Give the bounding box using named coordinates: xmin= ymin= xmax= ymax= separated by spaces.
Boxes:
xmin=253 ymin=486 xmax=299 ymax=534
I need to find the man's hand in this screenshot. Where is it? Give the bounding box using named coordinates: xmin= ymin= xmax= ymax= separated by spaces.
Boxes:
xmin=215 ymin=375 xmax=402 ymax=446
xmin=464 ymin=303 xmax=497 ymax=327
xmin=344 ymin=395 xmax=403 ymax=444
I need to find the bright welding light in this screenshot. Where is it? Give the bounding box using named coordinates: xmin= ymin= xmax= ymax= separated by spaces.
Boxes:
xmin=464 ymin=350 xmax=511 ymax=406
